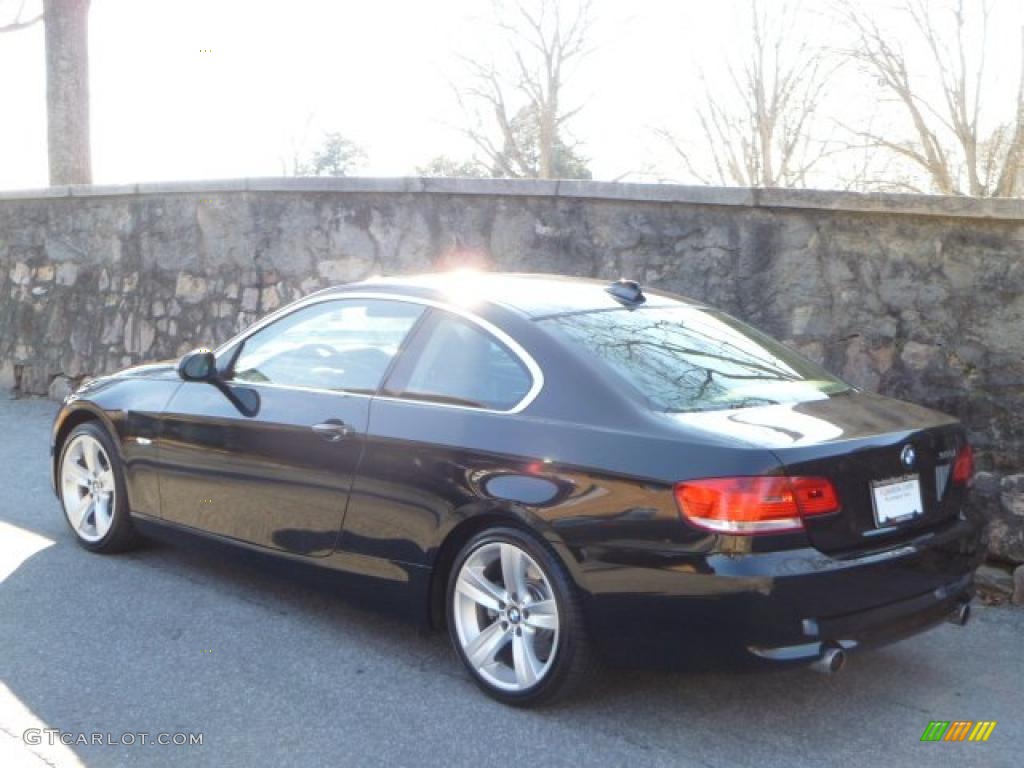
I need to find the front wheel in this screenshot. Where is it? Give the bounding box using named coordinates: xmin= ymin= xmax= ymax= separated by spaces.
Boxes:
xmin=446 ymin=526 xmax=591 ymax=706
xmin=58 ymin=422 xmax=138 ymax=553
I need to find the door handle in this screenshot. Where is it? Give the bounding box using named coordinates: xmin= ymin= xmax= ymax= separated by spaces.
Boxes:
xmin=311 ymin=420 xmax=353 ymax=442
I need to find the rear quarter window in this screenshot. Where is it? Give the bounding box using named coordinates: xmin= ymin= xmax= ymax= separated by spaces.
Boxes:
xmin=538 ymin=306 xmax=851 ymax=413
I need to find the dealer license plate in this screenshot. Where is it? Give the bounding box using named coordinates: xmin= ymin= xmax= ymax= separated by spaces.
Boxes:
xmin=871 ymin=475 xmax=924 ymax=526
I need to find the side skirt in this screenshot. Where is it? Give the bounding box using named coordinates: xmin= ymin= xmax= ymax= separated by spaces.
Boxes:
xmin=131 ymin=514 xmax=434 ymax=628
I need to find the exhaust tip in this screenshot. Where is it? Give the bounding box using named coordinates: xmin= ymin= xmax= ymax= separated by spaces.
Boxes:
xmin=814 ymin=645 xmax=846 ymax=675
xmin=948 ymin=602 xmax=971 ymax=626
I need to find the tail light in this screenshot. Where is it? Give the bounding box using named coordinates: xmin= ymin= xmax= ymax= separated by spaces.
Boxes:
xmin=674 ymin=476 xmax=840 ymax=535
xmin=952 ymin=443 xmax=974 ymax=486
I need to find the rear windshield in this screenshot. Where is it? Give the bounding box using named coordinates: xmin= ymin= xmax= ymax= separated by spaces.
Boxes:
xmin=538 ymin=306 xmax=852 ymax=413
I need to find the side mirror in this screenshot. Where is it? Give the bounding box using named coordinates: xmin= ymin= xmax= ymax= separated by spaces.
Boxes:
xmin=177 ymin=348 xmax=217 ymax=382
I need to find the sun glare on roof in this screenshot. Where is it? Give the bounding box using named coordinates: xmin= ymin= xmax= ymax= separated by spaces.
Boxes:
xmin=437 ymin=268 xmax=489 ymax=308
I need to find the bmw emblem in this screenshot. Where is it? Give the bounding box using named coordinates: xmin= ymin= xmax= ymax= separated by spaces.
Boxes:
xmin=900 ymin=444 xmax=916 ymax=468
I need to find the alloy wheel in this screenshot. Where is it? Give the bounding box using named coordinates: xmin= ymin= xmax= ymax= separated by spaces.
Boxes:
xmin=60 ymin=434 xmax=117 ymax=543
xmin=452 ymin=541 xmax=560 ymax=692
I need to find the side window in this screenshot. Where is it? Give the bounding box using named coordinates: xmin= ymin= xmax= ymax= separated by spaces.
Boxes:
xmin=390 ymin=312 xmax=533 ymax=410
xmin=230 ymin=299 xmax=424 ymax=393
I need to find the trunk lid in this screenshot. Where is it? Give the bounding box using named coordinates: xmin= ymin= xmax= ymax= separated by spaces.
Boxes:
xmin=668 ymin=392 xmax=967 ymax=554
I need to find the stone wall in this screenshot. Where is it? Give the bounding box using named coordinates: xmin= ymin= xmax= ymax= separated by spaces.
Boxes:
xmin=1 ymin=178 xmax=1022 ymax=562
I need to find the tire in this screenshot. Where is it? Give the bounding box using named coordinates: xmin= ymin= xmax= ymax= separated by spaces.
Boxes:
xmin=446 ymin=526 xmax=592 ymax=706
xmin=57 ymin=422 xmax=138 ymax=553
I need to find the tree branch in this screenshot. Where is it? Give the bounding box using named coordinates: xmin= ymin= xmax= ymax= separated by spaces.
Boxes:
xmin=0 ymin=0 xmax=42 ymax=34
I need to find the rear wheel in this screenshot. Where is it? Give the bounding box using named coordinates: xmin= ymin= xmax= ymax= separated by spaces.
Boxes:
xmin=58 ymin=423 xmax=138 ymax=553
xmin=447 ymin=526 xmax=591 ymax=706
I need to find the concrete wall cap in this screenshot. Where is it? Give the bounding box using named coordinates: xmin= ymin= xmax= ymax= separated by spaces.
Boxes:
xmin=3 ymin=177 xmax=1024 ymax=220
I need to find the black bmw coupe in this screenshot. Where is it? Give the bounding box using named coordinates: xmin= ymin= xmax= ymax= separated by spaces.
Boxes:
xmin=51 ymin=272 xmax=982 ymax=705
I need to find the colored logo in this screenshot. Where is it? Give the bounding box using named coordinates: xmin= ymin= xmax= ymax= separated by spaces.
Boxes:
xmin=920 ymin=721 xmax=996 ymax=742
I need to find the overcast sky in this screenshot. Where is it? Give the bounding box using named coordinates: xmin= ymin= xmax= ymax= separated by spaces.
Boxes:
xmin=1 ymin=0 xmax=1023 ymax=190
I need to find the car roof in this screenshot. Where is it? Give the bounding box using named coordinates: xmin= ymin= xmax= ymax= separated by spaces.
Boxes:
xmin=327 ymin=272 xmax=700 ymax=319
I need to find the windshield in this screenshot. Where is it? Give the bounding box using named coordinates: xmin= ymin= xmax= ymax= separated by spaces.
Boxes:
xmin=539 ymin=306 xmax=852 ymax=413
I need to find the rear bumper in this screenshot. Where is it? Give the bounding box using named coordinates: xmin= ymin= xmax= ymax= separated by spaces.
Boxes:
xmin=746 ymin=571 xmax=973 ymax=664
xmin=581 ymin=516 xmax=984 ymax=668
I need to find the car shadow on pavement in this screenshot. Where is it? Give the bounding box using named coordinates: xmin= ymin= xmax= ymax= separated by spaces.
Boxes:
xmin=2 ymin=512 xmax=1020 ymax=768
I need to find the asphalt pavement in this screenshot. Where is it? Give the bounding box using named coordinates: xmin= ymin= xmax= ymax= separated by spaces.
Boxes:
xmin=0 ymin=397 xmax=1020 ymax=768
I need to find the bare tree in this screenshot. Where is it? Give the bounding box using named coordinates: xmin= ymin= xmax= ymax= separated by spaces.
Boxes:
xmin=840 ymin=0 xmax=1024 ymax=197
xmin=658 ymin=1 xmax=835 ymax=188
xmin=451 ymin=0 xmax=594 ymax=179
xmin=43 ymin=0 xmax=91 ymax=184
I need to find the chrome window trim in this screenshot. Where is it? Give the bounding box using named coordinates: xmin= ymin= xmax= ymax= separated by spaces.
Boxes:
xmin=214 ymin=291 xmax=545 ymax=415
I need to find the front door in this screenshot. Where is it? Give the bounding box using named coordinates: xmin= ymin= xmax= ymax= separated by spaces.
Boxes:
xmin=156 ymin=297 xmax=426 ymax=556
